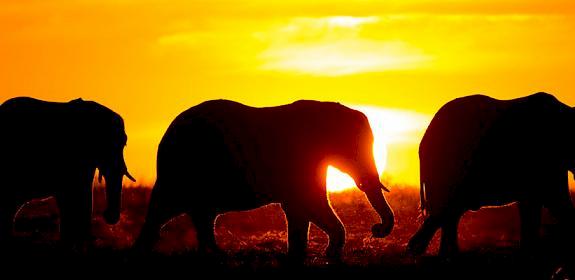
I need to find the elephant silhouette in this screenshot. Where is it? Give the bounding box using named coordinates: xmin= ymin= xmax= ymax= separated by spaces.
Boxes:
xmin=134 ymin=99 xmax=394 ymax=262
xmin=0 ymin=97 xmax=135 ymax=249
xmin=408 ymin=92 xmax=575 ymax=256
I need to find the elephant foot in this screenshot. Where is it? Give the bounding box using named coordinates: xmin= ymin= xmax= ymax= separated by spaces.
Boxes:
xmin=439 ymin=247 xmax=459 ymax=261
xmin=131 ymin=240 xmax=154 ymax=255
xmin=70 ymin=241 xmax=93 ymax=255
xmin=284 ymin=249 xmax=307 ymax=267
xmin=518 ymin=244 xmax=540 ymax=260
xmin=199 ymin=245 xmax=227 ymax=260
xmin=325 ymin=246 xmax=343 ymax=264
xmin=60 ymin=236 xmax=94 ymax=255
xmin=194 ymin=247 xmax=227 ymax=266
xmin=406 ymin=237 xmax=428 ymax=256
xmin=372 ymin=223 xmax=392 ymax=238
xmin=438 ymin=245 xmax=459 ymax=259
xmin=280 ymin=254 xmax=306 ymax=269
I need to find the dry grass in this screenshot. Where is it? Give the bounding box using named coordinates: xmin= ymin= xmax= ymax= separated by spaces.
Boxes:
xmin=8 ymin=184 xmax=573 ymax=277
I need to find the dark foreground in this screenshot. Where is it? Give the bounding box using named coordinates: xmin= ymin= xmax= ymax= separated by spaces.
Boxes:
xmin=4 ymin=185 xmax=574 ymax=278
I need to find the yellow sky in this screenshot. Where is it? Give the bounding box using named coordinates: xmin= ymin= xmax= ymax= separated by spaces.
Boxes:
xmin=2 ymin=0 xmax=575 ymax=187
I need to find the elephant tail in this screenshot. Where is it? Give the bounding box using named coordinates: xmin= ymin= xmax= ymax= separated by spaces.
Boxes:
xmin=419 ymin=159 xmax=428 ymax=217
xmin=420 ymin=182 xmax=428 ymax=217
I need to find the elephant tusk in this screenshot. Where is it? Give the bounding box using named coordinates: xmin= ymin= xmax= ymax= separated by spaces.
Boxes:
xmin=125 ymin=170 xmax=136 ymax=182
xmin=379 ymin=182 xmax=390 ymax=192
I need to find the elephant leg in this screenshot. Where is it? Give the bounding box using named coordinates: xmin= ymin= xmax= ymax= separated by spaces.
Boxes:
xmin=188 ymin=211 xmax=222 ymax=255
xmin=283 ymin=205 xmax=310 ymax=263
xmin=56 ymin=192 xmax=93 ymax=249
xmin=407 ymin=214 xmax=442 ymax=255
xmin=518 ymin=200 xmax=542 ymax=252
xmin=308 ymin=200 xmax=345 ymax=260
xmin=439 ymin=210 xmax=463 ymax=257
xmin=544 ymin=186 xmax=575 ymax=259
xmin=133 ymin=184 xmax=182 ymax=252
xmin=133 ymin=205 xmax=177 ymax=252
xmin=544 ymin=180 xmax=575 ymax=234
xmin=547 ymin=199 xmax=575 ymax=228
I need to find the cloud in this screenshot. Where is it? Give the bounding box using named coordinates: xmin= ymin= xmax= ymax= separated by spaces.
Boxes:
xmin=257 ymin=16 xmax=432 ymax=76
xmin=260 ymin=40 xmax=431 ymax=76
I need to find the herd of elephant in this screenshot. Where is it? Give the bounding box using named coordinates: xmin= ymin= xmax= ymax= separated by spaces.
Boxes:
xmin=1 ymin=92 xmax=574 ymax=264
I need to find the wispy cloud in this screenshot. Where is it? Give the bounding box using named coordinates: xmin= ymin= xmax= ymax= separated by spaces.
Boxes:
xmin=257 ymin=16 xmax=432 ymax=76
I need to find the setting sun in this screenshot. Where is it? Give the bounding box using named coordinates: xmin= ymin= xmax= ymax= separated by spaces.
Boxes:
xmin=326 ymin=105 xmax=430 ymax=192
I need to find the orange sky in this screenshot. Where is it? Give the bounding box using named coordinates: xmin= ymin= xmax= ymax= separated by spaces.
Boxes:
xmin=1 ymin=0 xmax=575 ymax=188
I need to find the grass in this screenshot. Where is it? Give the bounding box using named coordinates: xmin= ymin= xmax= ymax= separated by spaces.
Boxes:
xmin=7 ymin=184 xmax=574 ymax=278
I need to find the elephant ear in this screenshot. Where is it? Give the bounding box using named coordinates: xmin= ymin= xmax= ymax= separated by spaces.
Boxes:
xmin=69 ymin=99 xmax=102 ymax=160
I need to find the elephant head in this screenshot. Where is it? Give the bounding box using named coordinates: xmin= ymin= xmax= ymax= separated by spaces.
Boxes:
xmin=73 ymin=99 xmax=135 ymax=224
xmin=327 ymin=110 xmax=394 ymax=238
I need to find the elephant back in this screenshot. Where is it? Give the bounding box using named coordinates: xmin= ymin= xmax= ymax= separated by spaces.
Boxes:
xmin=420 ymin=92 xmax=571 ymax=214
xmin=420 ymin=95 xmax=509 ymax=214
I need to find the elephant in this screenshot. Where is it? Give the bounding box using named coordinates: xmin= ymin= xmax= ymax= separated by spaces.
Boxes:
xmin=134 ymin=99 xmax=394 ymax=262
xmin=0 ymin=97 xmax=135 ymax=248
xmin=407 ymin=92 xmax=575 ymax=256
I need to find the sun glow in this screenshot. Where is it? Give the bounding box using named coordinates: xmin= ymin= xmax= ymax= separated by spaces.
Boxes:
xmin=326 ymin=105 xmax=430 ymax=192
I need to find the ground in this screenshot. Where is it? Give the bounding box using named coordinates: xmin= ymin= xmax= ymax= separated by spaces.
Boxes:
xmin=5 ymin=185 xmax=573 ymax=278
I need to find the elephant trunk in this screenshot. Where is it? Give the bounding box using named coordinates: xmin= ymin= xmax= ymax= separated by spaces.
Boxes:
xmin=362 ymin=180 xmax=394 ymax=238
xmin=101 ymin=158 xmax=133 ymax=225
xmin=102 ymin=172 xmax=123 ymax=224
